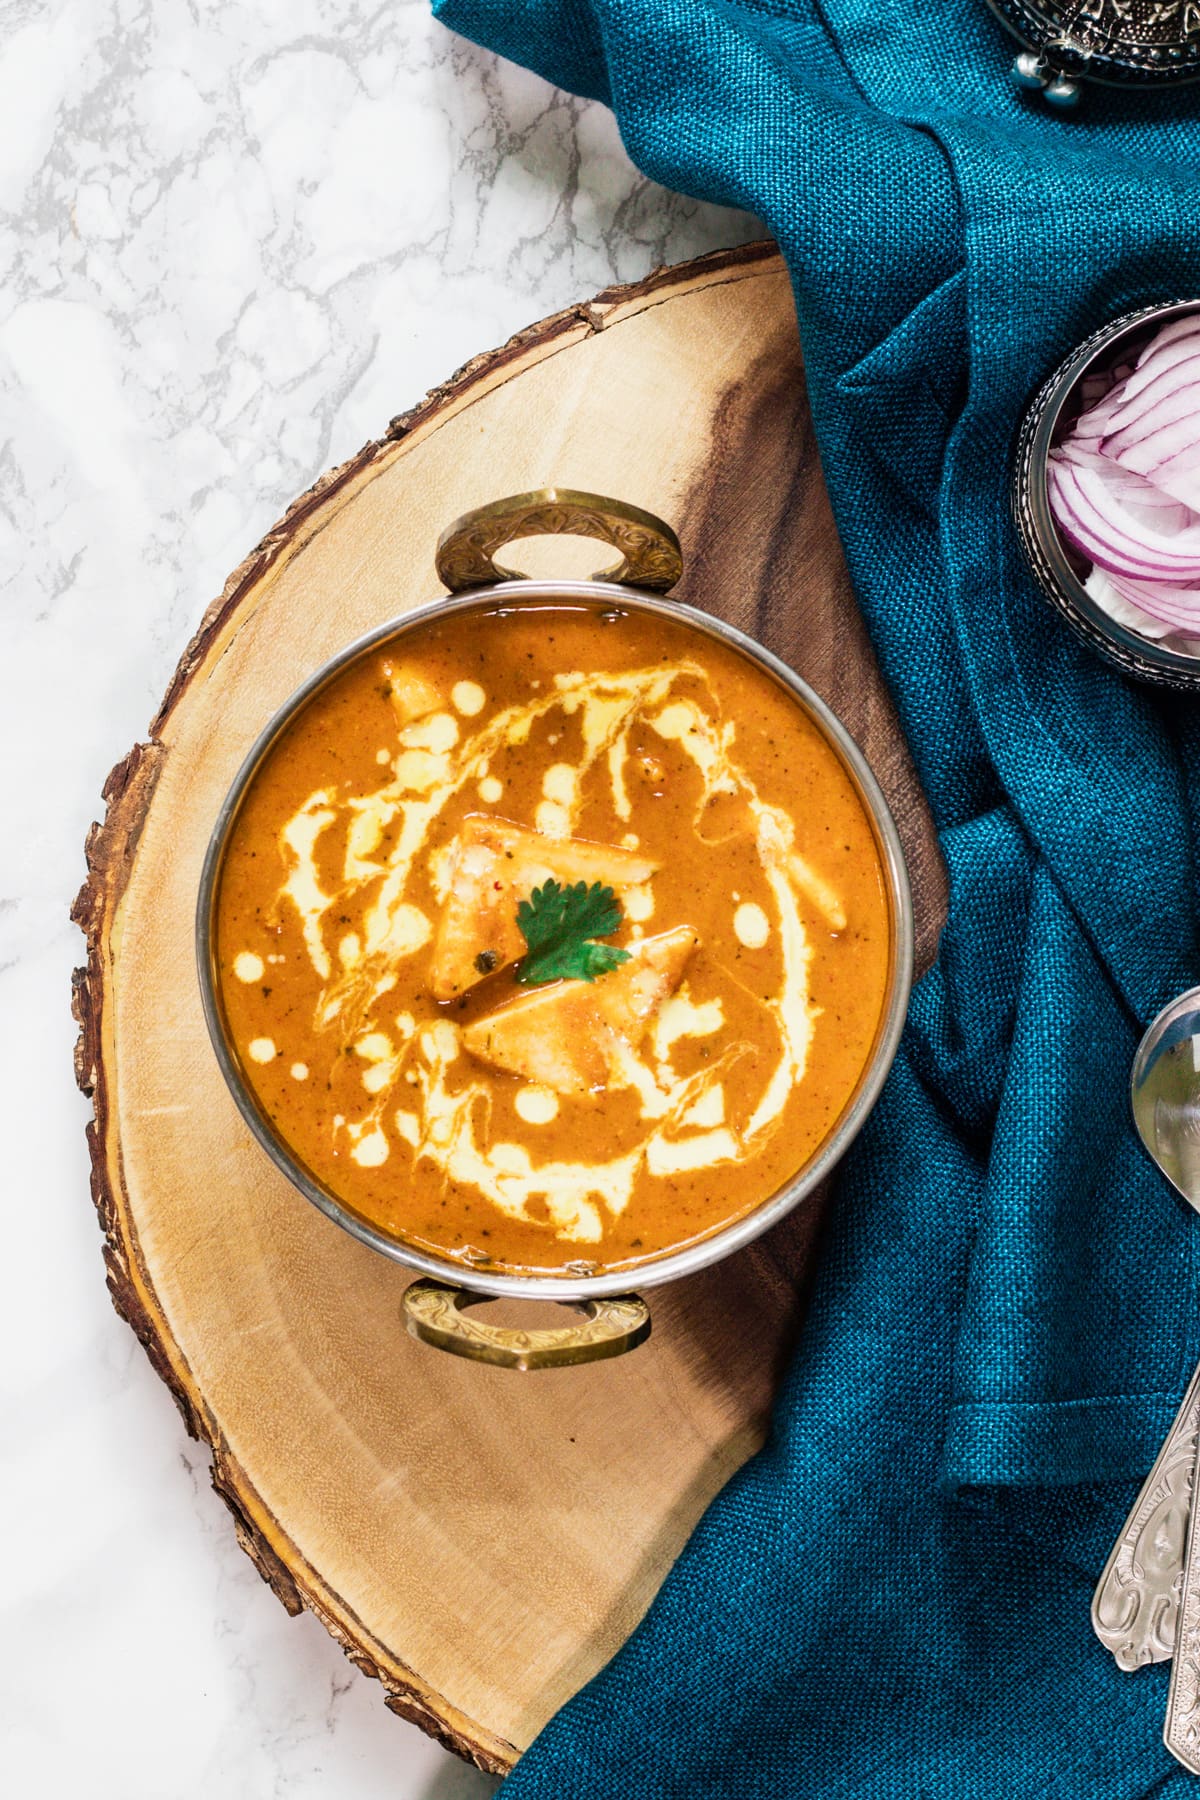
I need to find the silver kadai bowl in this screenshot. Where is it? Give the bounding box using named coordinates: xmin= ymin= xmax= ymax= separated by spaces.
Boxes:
xmin=196 ymin=490 xmax=914 ymax=1367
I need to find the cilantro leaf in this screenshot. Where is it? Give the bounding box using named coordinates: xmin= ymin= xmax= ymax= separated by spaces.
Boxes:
xmin=515 ymin=879 xmax=633 ymax=985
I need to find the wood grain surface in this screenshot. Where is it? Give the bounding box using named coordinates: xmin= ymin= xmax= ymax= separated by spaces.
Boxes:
xmin=72 ymin=242 xmax=946 ymax=1773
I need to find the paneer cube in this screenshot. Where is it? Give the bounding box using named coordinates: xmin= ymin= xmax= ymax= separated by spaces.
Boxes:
xmin=429 ymin=816 xmax=658 ymax=1000
xmin=384 ymin=665 xmax=442 ymax=726
xmin=461 ymin=926 xmax=698 ymax=1097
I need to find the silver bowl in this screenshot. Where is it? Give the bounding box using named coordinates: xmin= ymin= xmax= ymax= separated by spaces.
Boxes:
xmin=196 ymin=491 xmax=914 ymax=1366
xmin=1014 ymin=298 xmax=1200 ymax=691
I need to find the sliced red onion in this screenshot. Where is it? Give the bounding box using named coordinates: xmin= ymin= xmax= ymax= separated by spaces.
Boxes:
xmin=1083 ymin=560 xmax=1200 ymax=634
xmin=1054 ymin=440 xmax=1187 ymax=511
xmin=1047 ymin=310 xmax=1200 ymax=647
xmin=1076 ymin=342 xmax=1200 ymax=444
xmin=1137 ymin=313 xmax=1200 ymax=353
xmin=1101 ymin=377 xmax=1200 ymax=463
xmin=1116 ymin=315 xmax=1200 ymax=402
xmin=1149 ymin=457 xmax=1200 ymax=515
xmin=1047 ymin=455 xmax=1200 ymax=577
xmin=1085 ymin=568 xmax=1178 ymax=640
xmin=1084 ymin=568 xmax=1200 ymax=650
xmin=1072 ymin=386 xmax=1129 ymax=441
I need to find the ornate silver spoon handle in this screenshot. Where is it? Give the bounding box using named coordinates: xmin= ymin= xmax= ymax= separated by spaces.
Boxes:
xmin=1092 ymin=1359 xmax=1200 ymax=1669
xmin=1165 ymin=1424 xmax=1200 ymax=1771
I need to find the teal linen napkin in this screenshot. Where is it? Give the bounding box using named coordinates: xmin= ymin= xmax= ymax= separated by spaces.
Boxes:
xmin=433 ymin=2 xmax=1200 ymax=1791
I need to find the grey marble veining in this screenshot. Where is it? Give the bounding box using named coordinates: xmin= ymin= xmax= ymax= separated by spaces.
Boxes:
xmin=0 ymin=2 xmax=760 ymax=1793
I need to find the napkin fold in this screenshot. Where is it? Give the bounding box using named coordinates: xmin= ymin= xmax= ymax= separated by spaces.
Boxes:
xmin=433 ymin=2 xmax=1200 ymax=1791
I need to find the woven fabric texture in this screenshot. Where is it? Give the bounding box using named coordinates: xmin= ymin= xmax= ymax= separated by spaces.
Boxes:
xmin=433 ymin=2 xmax=1200 ymax=1792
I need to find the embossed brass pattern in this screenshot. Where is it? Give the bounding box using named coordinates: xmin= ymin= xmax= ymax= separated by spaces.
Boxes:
xmin=435 ymin=489 xmax=684 ymax=595
xmin=402 ymin=1279 xmax=652 ymax=1369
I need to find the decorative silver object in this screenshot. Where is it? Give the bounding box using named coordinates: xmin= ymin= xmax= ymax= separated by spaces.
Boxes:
xmin=1094 ymin=988 xmax=1200 ymax=1772
xmin=1093 ymin=1359 xmax=1200 ymax=1668
xmin=985 ymin=0 xmax=1200 ymax=104
xmin=1013 ymin=299 xmax=1200 ymax=691
xmin=1167 ymin=1476 xmax=1200 ymax=1773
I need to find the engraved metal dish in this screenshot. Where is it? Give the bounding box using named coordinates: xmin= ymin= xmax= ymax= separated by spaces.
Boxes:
xmin=984 ymin=0 xmax=1200 ymax=107
xmin=196 ymin=490 xmax=914 ymax=1367
xmin=1013 ymin=298 xmax=1200 ymax=690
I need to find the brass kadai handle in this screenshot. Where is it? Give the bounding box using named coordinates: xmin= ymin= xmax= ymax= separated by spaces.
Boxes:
xmin=435 ymin=488 xmax=683 ymax=595
xmin=402 ymin=1278 xmax=651 ymax=1370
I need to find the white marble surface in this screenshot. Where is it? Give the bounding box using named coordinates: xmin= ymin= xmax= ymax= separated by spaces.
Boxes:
xmin=0 ymin=2 xmax=760 ymax=1792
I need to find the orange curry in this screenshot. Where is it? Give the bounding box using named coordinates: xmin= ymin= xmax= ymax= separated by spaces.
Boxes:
xmin=214 ymin=602 xmax=893 ymax=1276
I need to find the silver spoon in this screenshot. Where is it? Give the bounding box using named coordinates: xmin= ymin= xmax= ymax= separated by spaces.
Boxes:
xmin=1093 ymin=987 xmax=1200 ymax=1674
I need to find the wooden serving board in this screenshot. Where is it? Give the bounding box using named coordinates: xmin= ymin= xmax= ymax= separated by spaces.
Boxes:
xmin=72 ymin=242 xmax=946 ymax=1774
